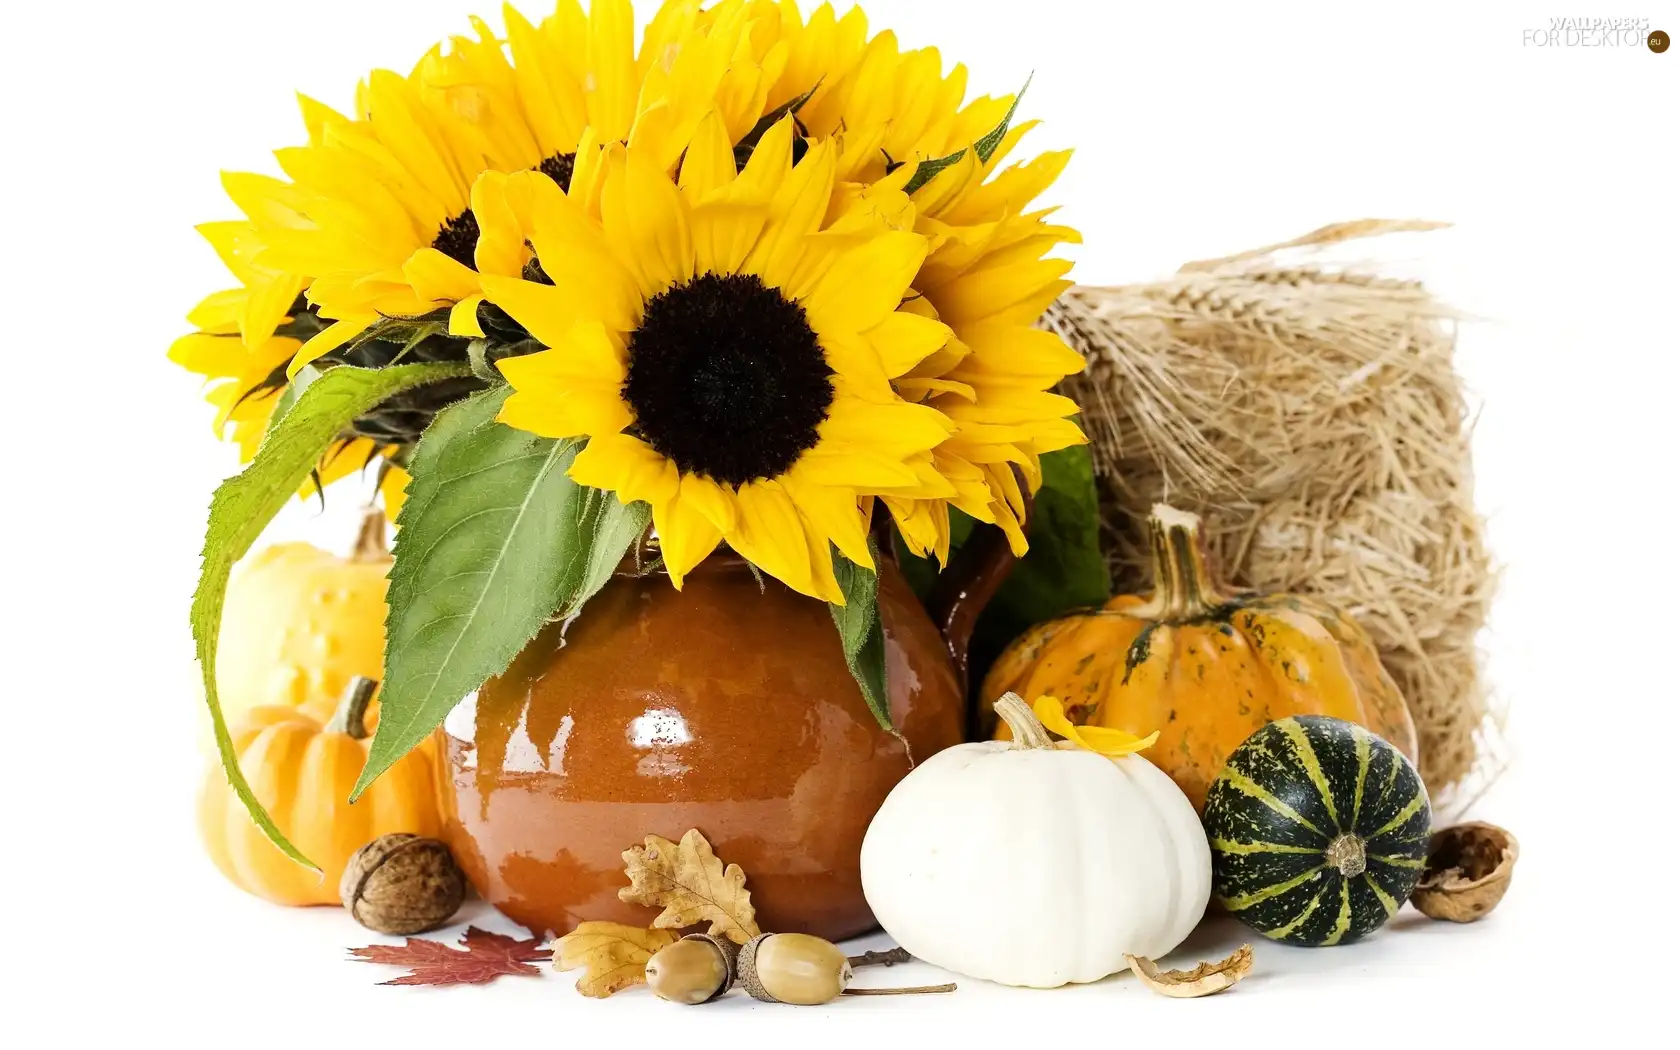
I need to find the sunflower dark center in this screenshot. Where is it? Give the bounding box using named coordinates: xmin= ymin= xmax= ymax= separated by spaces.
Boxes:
xmin=624 ymin=272 xmax=833 ymax=486
xmin=538 ymin=151 xmax=576 ymax=191
xmin=432 ymin=209 xmax=481 ymax=268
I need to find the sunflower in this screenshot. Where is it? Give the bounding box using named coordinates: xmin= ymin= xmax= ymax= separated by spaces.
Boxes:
xmin=168 ymin=319 xmax=400 ymax=503
xmin=652 ymin=0 xmax=1087 ymax=563
xmin=680 ymin=0 xmax=1014 ymax=182
xmin=407 ymin=0 xmax=755 ymax=331
xmin=255 ymin=0 xmax=770 ymax=371
xmin=254 ymin=67 xmax=509 ymax=371
xmin=882 ymin=122 xmax=1086 ymax=561
xmin=186 ymin=173 xmax=312 ymax=351
xmin=175 ymin=162 xmax=421 ymax=506
xmin=480 ymin=117 xmax=957 ymax=603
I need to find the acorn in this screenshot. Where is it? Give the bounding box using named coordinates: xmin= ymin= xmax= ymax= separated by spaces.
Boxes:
xmin=738 ymin=933 xmax=851 ymax=1005
xmin=738 ymin=933 xmax=954 ymax=1005
xmin=645 ymin=934 xmax=739 ymax=1004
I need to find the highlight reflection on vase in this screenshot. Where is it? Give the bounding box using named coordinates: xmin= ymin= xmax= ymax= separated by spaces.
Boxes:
xmin=433 ymin=552 xmax=967 ymax=940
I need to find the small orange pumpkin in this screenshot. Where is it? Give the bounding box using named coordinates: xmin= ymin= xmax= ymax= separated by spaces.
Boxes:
xmin=197 ymin=677 xmax=440 ymax=905
xmin=215 ymin=508 xmax=391 ymax=727
xmin=985 ymin=504 xmax=1417 ymax=810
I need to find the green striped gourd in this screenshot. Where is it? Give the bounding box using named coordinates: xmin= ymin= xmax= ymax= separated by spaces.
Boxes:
xmin=1202 ymin=715 xmax=1431 ymax=947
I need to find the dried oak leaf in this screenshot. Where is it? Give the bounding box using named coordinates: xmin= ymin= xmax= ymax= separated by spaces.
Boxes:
xmin=1125 ymin=945 xmax=1253 ymax=998
xmin=349 ymin=926 xmax=552 ymax=986
xmin=554 ymin=922 xmax=681 ymax=998
xmin=619 ymin=828 xmax=761 ymax=945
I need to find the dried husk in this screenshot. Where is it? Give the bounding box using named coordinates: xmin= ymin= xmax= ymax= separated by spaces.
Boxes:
xmin=1126 ymin=945 xmax=1253 ymax=998
xmin=1410 ymin=821 xmax=1518 ymax=922
xmin=1048 ymin=220 xmax=1500 ymax=805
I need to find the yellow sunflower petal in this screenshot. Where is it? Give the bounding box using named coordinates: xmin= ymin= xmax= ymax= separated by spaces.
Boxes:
xmin=678 ymin=110 xmax=740 ymax=203
xmin=672 ymin=471 xmax=738 ymax=533
xmin=569 ymin=431 xmax=679 ymax=505
xmin=186 ymin=288 xmax=246 ymax=334
xmin=600 ymin=146 xmax=695 ymax=296
xmin=726 ymin=479 xmax=818 ymax=599
xmin=800 ymin=230 xmax=928 ymax=336
xmin=404 ymin=248 xmax=482 ymax=304
xmin=743 ymin=132 xmax=836 ymax=292
xmin=289 ymin=316 xmax=371 ymax=376
xmin=481 ymin=274 xmax=630 ymax=351
xmin=820 ymin=394 xmax=953 ymax=458
xmin=583 ymin=0 xmax=638 ymax=141
xmin=653 ymin=479 xmax=728 ymax=591
xmin=864 ymin=311 xmax=951 ymax=378
xmin=449 ymin=296 xmax=486 ymax=337
xmin=495 ymin=322 xmax=629 ymax=439
xmin=380 ymin=463 xmax=411 ymax=522
xmin=469 ymin=169 xmax=538 ymax=279
xmin=690 ymin=200 xmax=769 ymax=277
xmin=783 ymin=463 xmax=873 ymax=572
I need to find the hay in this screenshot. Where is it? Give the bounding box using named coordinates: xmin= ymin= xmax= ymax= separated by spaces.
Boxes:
xmin=1047 ymin=221 xmax=1499 ymax=807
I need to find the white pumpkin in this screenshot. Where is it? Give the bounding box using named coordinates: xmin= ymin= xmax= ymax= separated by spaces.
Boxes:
xmin=860 ymin=693 xmax=1211 ymax=988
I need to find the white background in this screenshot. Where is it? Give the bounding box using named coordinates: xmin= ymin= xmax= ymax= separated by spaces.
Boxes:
xmin=4 ymin=0 xmax=1676 ymax=1044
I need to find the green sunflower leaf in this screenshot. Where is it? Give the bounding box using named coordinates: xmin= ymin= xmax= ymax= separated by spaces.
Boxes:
xmin=902 ymin=74 xmax=1032 ymax=194
xmin=900 ymin=147 xmax=966 ymax=196
xmin=736 ymin=80 xmax=822 ymax=154
xmin=829 ymin=542 xmax=891 ymax=731
xmin=355 ymin=386 xmax=649 ymax=800
xmin=974 ymin=73 xmax=1031 ymax=164
xmin=190 ymin=362 xmax=470 ymax=868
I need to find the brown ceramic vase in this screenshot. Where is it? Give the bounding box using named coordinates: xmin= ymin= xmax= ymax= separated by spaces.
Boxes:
xmin=433 ymin=526 xmax=1016 ymax=941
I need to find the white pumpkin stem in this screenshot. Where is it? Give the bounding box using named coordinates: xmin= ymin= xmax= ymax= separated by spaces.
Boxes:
xmin=993 ymin=692 xmax=1055 ymax=750
xmin=1141 ymin=504 xmax=1227 ymax=622
xmin=353 ymin=505 xmax=389 ymax=562
xmin=327 ymin=676 xmax=378 ymax=739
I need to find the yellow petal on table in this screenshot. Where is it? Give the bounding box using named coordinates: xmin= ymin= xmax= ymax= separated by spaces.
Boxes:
xmin=1032 ymin=695 xmax=1159 ymax=757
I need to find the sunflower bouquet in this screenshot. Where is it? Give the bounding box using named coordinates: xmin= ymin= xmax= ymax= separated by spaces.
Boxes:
xmin=176 ymin=0 xmax=1084 ymax=862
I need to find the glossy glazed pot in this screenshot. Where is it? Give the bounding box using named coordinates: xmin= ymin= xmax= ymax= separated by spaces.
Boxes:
xmin=433 ymin=527 xmax=1018 ymax=940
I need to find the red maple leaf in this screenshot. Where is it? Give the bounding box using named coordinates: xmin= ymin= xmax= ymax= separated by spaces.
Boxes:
xmin=349 ymin=926 xmax=553 ymax=986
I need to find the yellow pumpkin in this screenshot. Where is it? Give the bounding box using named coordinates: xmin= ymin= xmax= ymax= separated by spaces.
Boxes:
xmin=216 ymin=509 xmax=390 ymax=726
xmin=197 ymin=677 xmax=441 ymax=906
xmin=985 ymin=504 xmax=1417 ymax=811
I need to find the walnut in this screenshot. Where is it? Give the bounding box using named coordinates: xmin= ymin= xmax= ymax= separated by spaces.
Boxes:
xmin=1410 ymin=821 xmax=1518 ymax=923
xmin=340 ymin=833 xmax=466 ymax=935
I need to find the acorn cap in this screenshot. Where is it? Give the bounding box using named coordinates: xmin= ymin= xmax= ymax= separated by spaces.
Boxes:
xmin=737 ymin=932 xmax=777 ymax=1003
xmin=685 ymin=933 xmax=740 ymax=1003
